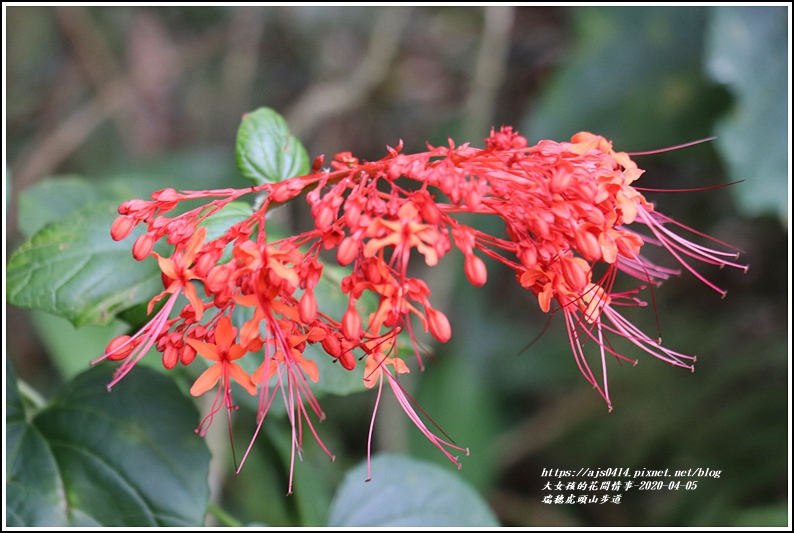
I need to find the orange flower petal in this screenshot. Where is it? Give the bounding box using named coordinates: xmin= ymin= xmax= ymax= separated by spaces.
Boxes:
xmin=190 ymin=364 xmax=221 ymax=396
xmin=228 ymin=362 xmax=258 ymax=395
xmin=186 ymin=338 xmax=221 ymax=361
xmin=214 ymin=316 xmax=236 ymax=350
xmin=155 ymin=254 xmax=179 ymax=281
xmin=183 ymin=283 xmax=205 ymax=322
xmin=184 ymin=226 xmax=207 ymax=264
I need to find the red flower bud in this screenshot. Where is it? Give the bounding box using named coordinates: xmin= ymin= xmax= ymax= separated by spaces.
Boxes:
xmin=311 ymin=154 xmax=325 ymax=172
xmin=110 ymin=216 xmax=136 ymax=241
xmin=427 ymin=307 xmax=452 ymax=343
xmin=162 ymin=344 xmax=179 ymax=370
xmin=464 ymin=254 xmax=488 ymax=287
xmin=561 ymin=257 xmax=588 ymax=292
xmin=132 ymin=233 xmax=155 ymax=261
xmin=338 ymin=350 xmax=356 ymax=371
xmin=321 ymin=333 xmax=341 ymax=357
xmin=337 ymin=236 xmax=359 ymax=266
xmin=105 ymin=335 xmax=135 ymax=361
xmin=299 ymin=289 xmax=318 ymax=324
xmin=342 ymin=305 xmax=362 ymax=341
xmin=180 ymin=343 xmax=197 ymax=366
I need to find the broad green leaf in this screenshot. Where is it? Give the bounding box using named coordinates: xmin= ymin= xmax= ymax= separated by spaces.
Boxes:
xmin=236 ymin=107 xmax=310 ymax=185
xmin=8 ymin=198 xmax=253 ymax=328
xmin=7 ymin=202 xmax=162 ymax=327
xmin=17 ymin=176 xmax=126 ymax=239
xmin=6 ymin=360 xmax=72 ymax=526
xmin=6 ymin=364 xmax=211 ymax=527
xmin=17 ymin=148 xmax=246 ymax=240
xmin=328 ymin=453 xmax=499 ymax=526
xmin=704 ymin=7 xmax=788 ymax=222
xmin=15 ymin=176 xmax=158 ymax=240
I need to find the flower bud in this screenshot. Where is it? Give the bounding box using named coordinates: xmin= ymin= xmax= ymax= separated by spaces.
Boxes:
xmin=105 ymin=335 xmax=134 ymax=361
xmin=270 ymin=179 xmax=306 ymax=203
xmin=575 ymin=228 xmax=602 ymax=262
xmin=311 ymin=154 xmax=325 ymax=172
xmin=194 ymin=252 xmax=217 ymax=278
xmin=427 ymin=307 xmax=452 ymax=343
xmin=110 ymin=216 xmax=136 ymax=241
xmin=561 ymin=257 xmax=588 ymax=292
xmin=342 ymin=305 xmax=362 ymax=341
xmin=464 ymin=254 xmax=488 ymax=287
xmin=162 ymin=344 xmax=179 ymax=370
xmin=337 ymin=236 xmax=359 ymax=266
xmin=338 ymin=350 xmax=356 ymax=371
xmin=180 ymin=343 xmax=197 ymax=366
xmin=299 ymin=290 xmax=318 ymax=324
xmin=321 ymin=333 xmax=341 ymax=357
xmin=206 ymin=264 xmax=231 ymax=293
xmin=132 ymin=233 xmax=155 ymax=261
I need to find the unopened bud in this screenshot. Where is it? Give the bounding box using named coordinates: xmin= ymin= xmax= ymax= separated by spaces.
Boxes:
xmin=110 ymin=216 xmax=136 ymax=241
xmin=105 ymin=335 xmax=135 ymax=361
xmin=427 ymin=307 xmax=452 ymax=343
xmin=337 ymin=236 xmax=359 ymax=266
xmin=299 ymin=290 xmax=318 ymax=324
xmin=180 ymin=343 xmax=197 ymax=366
xmin=464 ymin=254 xmax=488 ymax=287
xmin=132 ymin=233 xmax=155 ymax=261
xmin=338 ymin=350 xmax=356 ymax=371
xmin=321 ymin=333 xmax=341 ymax=357
xmin=342 ymin=306 xmax=362 ymax=341
xmin=270 ymin=179 xmax=306 ymax=203
xmin=162 ymin=345 xmax=179 ymax=370
xmin=561 ymin=257 xmax=588 ymax=292
xmin=311 ymin=154 xmax=325 ymax=173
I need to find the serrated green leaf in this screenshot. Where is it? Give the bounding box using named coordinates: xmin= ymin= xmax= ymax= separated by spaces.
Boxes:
xmin=236 ymin=107 xmax=309 ymax=185
xmin=17 ymin=176 xmax=127 ymax=239
xmin=704 ymin=7 xmax=788 ymax=222
xmin=7 ymin=202 xmax=162 ymax=327
xmin=6 ymin=360 xmax=72 ymax=527
xmin=7 ymin=364 xmax=211 ymax=527
xmin=8 ymin=198 xmax=254 ymax=328
xmin=328 ymin=453 xmax=499 ymax=527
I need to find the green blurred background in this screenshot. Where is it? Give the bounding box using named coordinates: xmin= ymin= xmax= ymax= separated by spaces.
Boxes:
xmin=5 ymin=6 xmax=789 ymax=527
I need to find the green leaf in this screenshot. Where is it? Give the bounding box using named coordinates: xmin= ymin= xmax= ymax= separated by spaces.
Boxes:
xmin=235 ymin=107 xmax=310 ymax=185
xmin=6 ymin=360 xmax=72 ymax=527
xmin=8 ymin=196 xmax=253 ymax=328
xmin=704 ymin=7 xmax=788 ymax=221
xmin=17 ymin=176 xmax=128 ymax=239
xmin=7 ymin=202 xmax=162 ymax=327
xmin=327 ymin=453 xmax=500 ymax=526
xmin=6 ymin=364 xmax=211 ymax=526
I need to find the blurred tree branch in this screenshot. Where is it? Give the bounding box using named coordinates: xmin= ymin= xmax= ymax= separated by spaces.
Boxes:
xmin=463 ymin=7 xmax=515 ymax=141
xmin=285 ymin=7 xmax=412 ymax=138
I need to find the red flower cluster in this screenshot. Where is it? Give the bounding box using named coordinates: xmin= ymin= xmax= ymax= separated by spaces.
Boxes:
xmin=96 ymin=127 xmax=746 ymax=490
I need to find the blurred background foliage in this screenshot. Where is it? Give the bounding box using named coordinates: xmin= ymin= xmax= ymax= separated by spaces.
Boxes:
xmin=5 ymin=6 xmax=789 ymax=527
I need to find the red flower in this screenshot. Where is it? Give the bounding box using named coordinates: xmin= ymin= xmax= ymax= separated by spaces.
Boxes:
xmin=98 ymin=124 xmax=746 ymax=485
xmin=186 ymin=315 xmax=257 ymax=435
